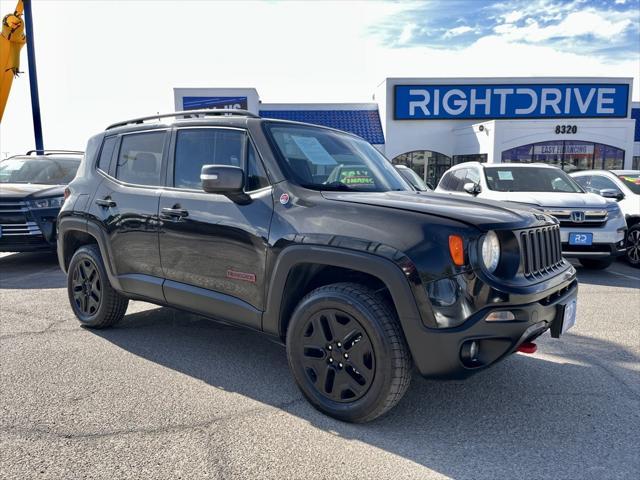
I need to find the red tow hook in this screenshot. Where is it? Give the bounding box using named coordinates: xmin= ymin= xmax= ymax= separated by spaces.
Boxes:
xmin=517 ymin=342 xmax=537 ymax=354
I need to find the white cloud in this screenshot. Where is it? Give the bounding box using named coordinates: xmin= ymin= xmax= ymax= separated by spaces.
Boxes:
xmin=443 ymin=25 xmax=474 ymax=38
xmin=398 ymin=23 xmax=417 ymax=45
xmin=614 ymin=0 xmax=627 ymax=5
xmin=501 ymin=11 xmax=524 ymax=23
xmin=494 ymin=10 xmax=633 ymax=41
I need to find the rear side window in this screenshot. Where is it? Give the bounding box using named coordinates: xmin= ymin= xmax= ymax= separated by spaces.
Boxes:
xmin=116 ymin=132 xmax=165 ymax=186
xmin=97 ymin=137 xmax=117 ymax=172
xmin=174 ymin=129 xmax=244 ymax=189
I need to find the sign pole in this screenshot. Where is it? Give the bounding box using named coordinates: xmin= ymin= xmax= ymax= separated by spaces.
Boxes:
xmin=23 ymin=0 xmax=43 ymax=152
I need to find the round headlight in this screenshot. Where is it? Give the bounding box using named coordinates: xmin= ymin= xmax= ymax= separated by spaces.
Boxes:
xmin=481 ymin=231 xmax=500 ymax=272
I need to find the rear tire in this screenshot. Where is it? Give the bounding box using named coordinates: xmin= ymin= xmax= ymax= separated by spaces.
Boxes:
xmin=67 ymin=245 xmax=128 ymax=328
xmin=579 ymin=257 xmax=614 ymax=270
xmin=625 ymin=225 xmax=640 ymax=268
xmin=286 ymin=282 xmax=411 ymax=423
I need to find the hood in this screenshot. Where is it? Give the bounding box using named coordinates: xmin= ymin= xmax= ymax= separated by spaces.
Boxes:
xmin=486 ymin=191 xmax=608 ymax=208
xmin=321 ymin=190 xmax=553 ymax=231
xmin=0 ymin=183 xmax=65 ymax=199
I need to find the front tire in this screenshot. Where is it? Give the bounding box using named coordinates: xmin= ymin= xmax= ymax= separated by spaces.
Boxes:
xmin=579 ymin=257 xmax=614 ymax=270
xmin=625 ymin=225 xmax=640 ymax=268
xmin=286 ymin=282 xmax=411 ymax=423
xmin=67 ymin=245 xmax=128 ymax=328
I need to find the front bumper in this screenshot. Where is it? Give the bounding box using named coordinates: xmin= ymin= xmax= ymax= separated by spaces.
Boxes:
xmin=406 ymin=266 xmax=578 ymax=379
xmin=559 ymin=222 xmax=626 ymax=258
xmin=0 ymin=208 xmax=58 ymax=252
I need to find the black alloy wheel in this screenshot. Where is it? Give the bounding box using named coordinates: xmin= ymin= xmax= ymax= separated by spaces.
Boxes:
xmin=626 ymin=226 xmax=640 ymax=267
xmin=299 ymin=308 xmax=375 ymax=403
xmin=67 ymin=245 xmax=128 ymax=328
xmin=287 ymin=282 xmax=411 ymax=423
xmin=71 ymin=258 xmax=102 ymax=316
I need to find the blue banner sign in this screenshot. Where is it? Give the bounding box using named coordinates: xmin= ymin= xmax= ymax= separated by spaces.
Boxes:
xmin=183 ymin=96 xmax=248 ymax=110
xmin=394 ymin=84 xmax=629 ymax=120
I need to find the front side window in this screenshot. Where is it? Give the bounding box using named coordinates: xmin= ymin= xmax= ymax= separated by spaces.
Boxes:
xmin=589 ymin=175 xmax=620 ymax=193
xmin=266 ymin=124 xmax=407 ymax=192
xmin=116 ymin=131 xmax=165 ymax=186
xmin=174 ymin=129 xmax=244 ymax=190
xmin=0 ymin=157 xmax=80 ymax=185
xmin=484 ymin=167 xmax=583 ymax=193
xmin=246 ymin=142 xmax=270 ymax=191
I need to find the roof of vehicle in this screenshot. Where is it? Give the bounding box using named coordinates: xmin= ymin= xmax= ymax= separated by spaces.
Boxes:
xmin=448 ymin=161 xmax=558 ymax=170
xmin=394 ymin=164 xmax=411 ymax=169
xmin=103 ymin=109 xmax=368 ymax=142
xmin=570 ymin=169 xmax=640 ymax=176
xmin=4 ymin=150 xmax=83 ymax=162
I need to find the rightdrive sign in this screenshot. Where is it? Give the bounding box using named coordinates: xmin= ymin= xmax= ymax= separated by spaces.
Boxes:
xmin=394 ymin=83 xmax=629 ymax=120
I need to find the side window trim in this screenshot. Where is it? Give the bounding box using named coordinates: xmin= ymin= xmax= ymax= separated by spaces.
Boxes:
xmin=112 ymin=129 xmax=170 ymax=188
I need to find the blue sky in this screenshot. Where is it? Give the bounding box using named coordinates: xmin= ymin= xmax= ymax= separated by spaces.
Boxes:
xmin=373 ymin=0 xmax=639 ymax=61
xmin=1 ymin=0 xmax=638 ymax=155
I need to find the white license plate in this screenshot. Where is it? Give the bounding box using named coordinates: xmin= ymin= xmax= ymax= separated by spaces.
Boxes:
xmin=562 ymin=300 xmax=577 ymax=334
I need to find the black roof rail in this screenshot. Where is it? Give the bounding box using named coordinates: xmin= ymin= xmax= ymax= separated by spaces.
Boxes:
xmin=26 ymin=150 xmax=84 ymax=156
xmin=105 ymin=109 xmax=260 ymax=130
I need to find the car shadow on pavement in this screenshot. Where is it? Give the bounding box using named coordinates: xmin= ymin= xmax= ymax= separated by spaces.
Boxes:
xmin=570 ymin=260 xmax=640 ymax=289
xmin=0 ymin=252 xmax=65 ymax=289
xmin=92 ymin=306 xmax=640 ymax=480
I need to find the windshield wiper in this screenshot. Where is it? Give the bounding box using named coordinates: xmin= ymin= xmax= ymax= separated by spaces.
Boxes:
xmin=319 ymin=182 xmax=354 ymax=191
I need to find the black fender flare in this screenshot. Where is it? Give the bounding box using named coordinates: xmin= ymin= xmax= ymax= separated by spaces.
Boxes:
xmin=57 ymin=216 xmax=123 ymax=291
xmin=261 ymin=245 xmax=428 ymax=341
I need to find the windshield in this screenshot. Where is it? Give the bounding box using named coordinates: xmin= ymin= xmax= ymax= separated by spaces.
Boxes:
xmin=0 ymin=157 xmax=80 ymax=184
xmin=484 ymin=166 xmax=584 ymax=193
xmin=618 ymin=174 xmax=640 ymax=194
xmin=265 ymin=124 xmax=408 ymax=192
xmin=397 ymin=167 xmax=429 ymax=191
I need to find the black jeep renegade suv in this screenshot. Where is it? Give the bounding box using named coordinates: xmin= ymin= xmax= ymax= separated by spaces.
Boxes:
xmin=58 ymin=110 xmax=578 ymax=422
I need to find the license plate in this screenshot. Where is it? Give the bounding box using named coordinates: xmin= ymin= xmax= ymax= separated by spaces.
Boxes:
xmin=569 ymin=232 xmax=592 ymax=245
xmin=562 ymin=300 xmax=577 ymax=334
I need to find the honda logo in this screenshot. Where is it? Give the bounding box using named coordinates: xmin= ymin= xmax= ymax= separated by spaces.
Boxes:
xmin=570 ymin=211 xmax=585 ymax=223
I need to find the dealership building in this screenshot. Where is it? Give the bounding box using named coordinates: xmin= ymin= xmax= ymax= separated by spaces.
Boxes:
xmin=175 ymin=77 xmax=640 ymax=186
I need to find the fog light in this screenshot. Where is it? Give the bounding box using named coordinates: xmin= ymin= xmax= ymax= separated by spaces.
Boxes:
xmin=461 ymin=340 xmax=479 ymax=366
xmin=486 ymin=311 xmax=515 ymax=322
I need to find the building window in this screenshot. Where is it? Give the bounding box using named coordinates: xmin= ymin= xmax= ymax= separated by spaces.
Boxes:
xmin=501 ymin=141 xmax=624 ymax=172
xmin=391 ymin=150 xmax=452 ymax=187
xmin=633 ymin=156 xmax=639 ymax=170
xmin=452 ymin=154 xmax=487 ymax=164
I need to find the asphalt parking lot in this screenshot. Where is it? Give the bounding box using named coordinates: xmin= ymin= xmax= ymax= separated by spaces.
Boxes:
xmin=0 ymin=252 xmax=638 ymax=480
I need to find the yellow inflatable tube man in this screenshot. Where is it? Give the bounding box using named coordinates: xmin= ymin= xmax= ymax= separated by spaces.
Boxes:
xmin=0 ymin=0 xmax=26 ymax=122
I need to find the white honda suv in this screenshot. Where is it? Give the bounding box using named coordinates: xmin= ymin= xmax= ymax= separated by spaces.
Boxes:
xmin=570 ymin=170 xmax=640 ymax=268
xmin=436 ymin=162 xmax=627 ymax=269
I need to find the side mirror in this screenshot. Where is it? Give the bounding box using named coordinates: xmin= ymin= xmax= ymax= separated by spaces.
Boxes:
xmin=463 ymin=182 xmax=481 ymax=195
xmin=599 ymin=188 xmax=624 ymax=201
xmin=201 ymin=165 xmax=244 ymax=194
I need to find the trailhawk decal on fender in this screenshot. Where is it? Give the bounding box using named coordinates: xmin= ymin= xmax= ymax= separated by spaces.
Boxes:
xmin=226 ymin=270 xmax=257 ymax=283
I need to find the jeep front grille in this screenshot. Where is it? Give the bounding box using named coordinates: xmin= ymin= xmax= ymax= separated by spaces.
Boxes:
xmin=520 ymin=225 xmax=564 ymax=278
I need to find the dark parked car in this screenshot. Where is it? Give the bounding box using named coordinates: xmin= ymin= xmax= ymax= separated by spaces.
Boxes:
xmin=0 ymin=150 xmax=82 ymax=252
xmin=58 ymin=110 xmax=578 ymax=422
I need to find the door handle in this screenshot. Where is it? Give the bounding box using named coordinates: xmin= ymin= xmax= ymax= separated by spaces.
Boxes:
xmin=95 ymin=198 xmax=116 ymax=208
xmin=160 ymin=207 xmax=189 ymax=219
